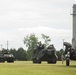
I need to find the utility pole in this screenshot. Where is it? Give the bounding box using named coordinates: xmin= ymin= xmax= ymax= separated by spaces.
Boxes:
xmin=0 ymin=44 xmax=2 ymax=50
xmin=63 ymin=39 xmax=64 ymax=51
xmin=7 ymin=41 xmax=9 ymax=50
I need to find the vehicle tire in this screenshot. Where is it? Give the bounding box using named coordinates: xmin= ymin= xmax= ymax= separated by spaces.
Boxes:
xmin=66 ymin=58 xmax=70 ymax=66
xmin=33 ymin=58 xmax=41 ymax=64
xmin=33 ymin=58 xmax=38 ymax=63
xmin=47 ymin=61 xmax=51 ymax=64
xmin=52 ymin=57 xmax=57 ymax=64
xmin=0 ymin=59 xmax=5 ymax=63
xmin=7 ymin=58 xmax=14 ymax=63
xmin=47 ymin=56 xmax=57 ymax=64
xmin=37 ymin=60 xmax=41 ymax=64
xmin=7 ymin=60 xmax=14 ymax=63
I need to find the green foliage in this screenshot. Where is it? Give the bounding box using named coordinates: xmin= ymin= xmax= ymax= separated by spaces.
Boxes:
xmin=41 ymin=34 xmax=51 ymax=46
xmin=60 ymin=49 xmax=64 ymax=54
xmin=10 ymin=48 xmax=17 ymax=60
xmin=24 ymin=33 xmax=38 ymax=60
xmin=10 ymin=48 xmax=27 ymax=61
xmin=56 ymin=51 xmax=61 ymax=60
xmin=56 ymin=49 xmax=65 ymax=61
xmin=24 ymin=33 xmax=38 ymax=49
xmin=16 ymin=47 xmax=27 ymax=60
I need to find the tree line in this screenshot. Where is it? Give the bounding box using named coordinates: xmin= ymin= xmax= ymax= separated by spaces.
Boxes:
xmin=0 ymin=33 xmax=64 ymax=61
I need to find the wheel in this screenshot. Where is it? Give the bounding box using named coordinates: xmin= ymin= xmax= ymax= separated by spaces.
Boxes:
xmin=33 ymin=58 xmax=38 ymax=63
xmin=0 ymin=58 xmax=5 ymax=63
xmin=66 ymin=58 xmax=70 ymax=66
xmin=47 ymin=56 xmax=57 ymax=64
xmin=7 ymin=60 xmax=14 ymax=63
xmin=33 ymin=58 xmax=41 ymax=64
xmin=52 ymin=57 xmax=57 ymax=64
xmin=47 ymin=61 xmax=51 ymax=64
xmin=37 ymin=60 xmax=41 ymax=64
xmin=7 ymin=58 xmax=14 ymax=63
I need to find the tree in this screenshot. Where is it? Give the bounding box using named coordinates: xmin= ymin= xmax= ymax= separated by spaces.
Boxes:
xmin=41 ymin=34 xmax=51 ymax=47
xmin=10 ymin=48 xmax=27 ymax=61
xmin=60 ymin=49 xmax=64 ymax=54
xmin=24 ymin=33 xmax=38 ymax=60
xmin=56 ymin=49 xmax=65 ymax=61
xmin=16 ymin=47 xmax=27 ymax=60
xmin=10 ymin=48 xmax=17 ymax=60
xmin=56 ymin=51 xmax=61 ymax=61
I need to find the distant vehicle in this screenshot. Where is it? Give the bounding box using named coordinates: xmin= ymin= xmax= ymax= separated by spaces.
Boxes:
xmin=32 ymin=43 xmax=58 ymax=64
xmin=63 ymin=42 xmax=76 ymax=66
xmin=0 ymin=49 xmax=15 ymax=63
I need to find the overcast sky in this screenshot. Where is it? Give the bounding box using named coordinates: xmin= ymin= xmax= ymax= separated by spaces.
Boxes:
xmin=0 ymin=0 xmax=76 ymax=50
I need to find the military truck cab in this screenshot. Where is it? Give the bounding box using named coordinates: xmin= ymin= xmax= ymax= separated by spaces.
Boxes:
xmin=32 ymin=43 xmax=57 ymax=64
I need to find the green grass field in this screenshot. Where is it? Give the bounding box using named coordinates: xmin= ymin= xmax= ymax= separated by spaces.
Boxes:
xmin=0 ymin=61 xmax=76 ymax=75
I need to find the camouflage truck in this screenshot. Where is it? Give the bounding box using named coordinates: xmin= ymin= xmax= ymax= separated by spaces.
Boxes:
xmin=32 ymin=44 xmax=57 ymax=64
xmin=0 ymin=49 xmax=15 ymax=63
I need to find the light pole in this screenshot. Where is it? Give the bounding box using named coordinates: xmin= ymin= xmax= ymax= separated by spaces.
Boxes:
xmin=0 ymin=44 xmax=2 ymax=50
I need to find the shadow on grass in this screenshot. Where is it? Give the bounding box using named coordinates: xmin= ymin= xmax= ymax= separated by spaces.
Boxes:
xmin=52 ymin=65 xmax=76 ymax=68
xmin=69 ymin=65 xmax=76 ymax=68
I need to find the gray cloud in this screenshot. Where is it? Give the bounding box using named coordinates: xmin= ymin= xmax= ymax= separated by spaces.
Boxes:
xmin=0 ymin=0 xmax=75 ymax=50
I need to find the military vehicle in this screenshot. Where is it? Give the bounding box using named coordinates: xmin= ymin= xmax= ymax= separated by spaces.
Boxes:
xmin=32 ymin=43 xmax=57 ymax=64
xmin=63 ymin=42 xmax=76 ymax=66
xmin=0 ymin=49 xmax=15 ymax=63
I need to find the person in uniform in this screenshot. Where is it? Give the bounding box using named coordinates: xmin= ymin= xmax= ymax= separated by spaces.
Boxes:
xmin=61 ymin=53 xmax=65 ymax=64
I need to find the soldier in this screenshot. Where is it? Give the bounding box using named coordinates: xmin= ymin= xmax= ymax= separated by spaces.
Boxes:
xmin=47 ymin=44 xmax=53 ymax=49
xmin=37 ymin=41 xmax=43 ymax=50
xmin=61 ymin=54 xmax=64 ymax=64
xmin=41 ymin=44 xmax=44 ymax=49
xmin=65 ymin=51 xmax=70 ymax=66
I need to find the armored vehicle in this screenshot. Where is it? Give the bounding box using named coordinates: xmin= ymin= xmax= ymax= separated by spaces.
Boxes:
xmin=63 ymin=42 xmax=76 ymax=66
xmin=0 ymin=49 xmax=15 ymax=63
xmin=32 ymin=44 xmax=57 ymax=64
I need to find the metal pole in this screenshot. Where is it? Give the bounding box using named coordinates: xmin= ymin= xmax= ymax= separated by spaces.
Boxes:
xmin=7 ymin=41 xmax=8 ymax=50
xmin=0 ymin=44 xmax=2 ymax=50
xmin=63 ymin=39 xmax=64 ymax=50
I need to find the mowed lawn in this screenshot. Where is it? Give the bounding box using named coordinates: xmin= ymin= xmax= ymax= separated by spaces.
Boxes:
xmin=0 ymin=61 xmax=76 ymax=75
